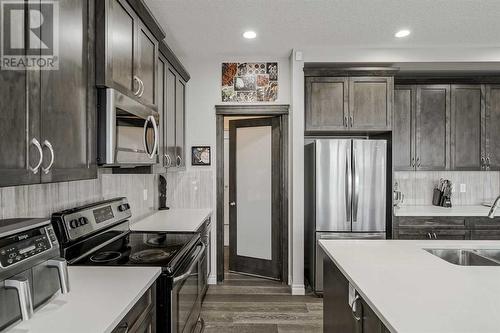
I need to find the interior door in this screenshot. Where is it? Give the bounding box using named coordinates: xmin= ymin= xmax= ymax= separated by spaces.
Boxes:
xmin=352 ymin=140 xmax=387 ymax=232
xmin=229 ymin=117 xmax=281 ymax=280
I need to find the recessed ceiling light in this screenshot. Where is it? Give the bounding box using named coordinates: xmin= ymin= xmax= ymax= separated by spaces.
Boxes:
xmin=395 ymin=29 xmax=411 ymax=38
xmin=243 ymin=31 xmax=257 ymax=39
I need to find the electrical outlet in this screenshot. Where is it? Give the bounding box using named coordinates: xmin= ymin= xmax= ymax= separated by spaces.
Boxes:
xmin=460 ymin=184 xmax=466 ymax=193
xmin=143 ymin=189 xmax=148 ymax=201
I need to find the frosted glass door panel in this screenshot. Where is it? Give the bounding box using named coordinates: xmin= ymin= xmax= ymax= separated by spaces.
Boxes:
xmin=236 ymin=126 xmax=272 ymax=260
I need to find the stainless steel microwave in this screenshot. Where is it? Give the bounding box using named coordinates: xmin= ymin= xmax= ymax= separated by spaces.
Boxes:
xmin=97 ymin=89 xmax=159 ymax=167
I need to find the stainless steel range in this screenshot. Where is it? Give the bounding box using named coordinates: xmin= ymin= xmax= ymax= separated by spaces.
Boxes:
xmin=51 ymin=197 xmax=206 ymax=333
xmin=0 ymin=218 xmax=70 ymax=331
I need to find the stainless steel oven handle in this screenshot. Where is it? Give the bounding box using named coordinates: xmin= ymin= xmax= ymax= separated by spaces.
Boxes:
xmin=28 ymin=138 xmax=43 ymax=174
xmin=41 ymin=140 xmax=55 ymax=174
xmin=143 ymin=116 xmax=158 ymax=159
xmin=173 ymin=243 xmax=206 ymax=285
xmin=5 ymin=276 xmax=34 ymax=321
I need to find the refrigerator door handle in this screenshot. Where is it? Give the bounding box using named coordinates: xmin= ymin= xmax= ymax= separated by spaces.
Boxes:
xmin=352 ymin=146 xmax=359 ymax=222
xmin=345 ymin=147 xmax=352 ymax=223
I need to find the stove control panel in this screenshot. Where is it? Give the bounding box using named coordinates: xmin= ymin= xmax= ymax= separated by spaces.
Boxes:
xmin=53 ymin=198 xmax=131 ymax=243
xmin=0 ymin=225 xmax=58 ymax=268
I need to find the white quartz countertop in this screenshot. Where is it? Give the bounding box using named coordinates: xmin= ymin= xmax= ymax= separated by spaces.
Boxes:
xmin=394 ymin=205 xmax=497 ymax=217
xmin=319 ymin=239 xmax=500 ymax=333
xmin=130 ymin=209 xmax=212 ymax=232
xmin=6 ymin=266 xmax=161 ymax=333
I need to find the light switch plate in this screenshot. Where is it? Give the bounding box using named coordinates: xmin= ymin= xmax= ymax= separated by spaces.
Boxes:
xmin=460 ymin=184 xmax=466 ymax=193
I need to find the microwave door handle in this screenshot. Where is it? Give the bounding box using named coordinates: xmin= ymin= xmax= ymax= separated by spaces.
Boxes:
xmin=172 ymin=243 xmax=206 ymax=285
xmin=143 ymin=116 xmax=158 ymax=159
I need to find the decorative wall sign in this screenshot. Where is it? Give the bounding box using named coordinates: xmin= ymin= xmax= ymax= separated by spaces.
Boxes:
xmin=191 ymin=146 xmax=211 ymax=166
xmin=221 ymin=62 xmax=278 ymax=102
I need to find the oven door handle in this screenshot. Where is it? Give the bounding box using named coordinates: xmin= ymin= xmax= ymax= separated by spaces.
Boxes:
xmin=172 ymin=243 xmax=206 ymax=285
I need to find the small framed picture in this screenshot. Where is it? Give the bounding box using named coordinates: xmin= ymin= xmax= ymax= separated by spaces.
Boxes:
xmin=191 ymin=146 xmax=211 ymax=166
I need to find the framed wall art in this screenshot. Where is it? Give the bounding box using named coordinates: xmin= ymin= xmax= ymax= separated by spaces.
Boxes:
xmin=221 ymin=62 xmax=278 ymax=102
xmin=191 ymin=146 xmax=211 ymax=166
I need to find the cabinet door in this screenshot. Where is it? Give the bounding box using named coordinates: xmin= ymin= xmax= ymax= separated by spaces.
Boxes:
xmin=416 ymin=85 xmax=450 ymax=170
xmin=40 ymin=0 xmax=96 ymax=183
xmin=157 ymin=55 xmax=166 ymax=167
xmin=349 ymin=77 xmax=393 ymax=131
xmin=485 ymin=85 xmax=500 ymax=170
xmin=135 ymin=21 xmax=158 ymax=107
xmin=109 ymin=0 xmax=136 ymax=94
xmin=0 ymin=61 xmax=40 ymax=187
xmin=305 ymin=77 xmax=348 ymax=132
xmin=175 ymin=78 xmax=186 ymax=168
xmin=361 ymin=298 xmax=388 ymax=333
xmin=393 ymin=85 xmax=416 ymax=170
xmin=450 ymin=85 xmax=484 ymax=170
xmin=164 ymin=67 xmax=177 ymax=168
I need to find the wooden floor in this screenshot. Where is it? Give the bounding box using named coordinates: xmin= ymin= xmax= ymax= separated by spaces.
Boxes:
xmin=201 ymin=248 xmax=323 ymax=332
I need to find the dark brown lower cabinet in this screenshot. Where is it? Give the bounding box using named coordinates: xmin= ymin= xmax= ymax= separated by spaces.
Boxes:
xmin=324 ymin=258 xmax=388 ymax=333
xmin=112 ymin=283 xmax=156 ymax=333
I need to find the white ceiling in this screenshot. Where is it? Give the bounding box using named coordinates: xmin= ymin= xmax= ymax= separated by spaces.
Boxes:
xmin=145 ymin=0 xmax=500 ymax=61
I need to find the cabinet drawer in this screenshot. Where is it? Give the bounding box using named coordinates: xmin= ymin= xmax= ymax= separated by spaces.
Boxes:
xmin=468 ymin=217 xmax=500 ymax=230
xmin=112 ymin=283 xmax=156 ymax=333
xmin=396 ymin=217 xmax=465 ymax=228
xmin=470 ymin=230 xmax=500 ymax=240
xmin=397 ymin=228 xmax=468 ymax=240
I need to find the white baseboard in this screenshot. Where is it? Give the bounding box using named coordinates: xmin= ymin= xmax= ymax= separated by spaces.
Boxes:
xmin=291 ymin=284 xmax=306 ymax=295
xmin=208 ymin=274 xmax=217 ymax=285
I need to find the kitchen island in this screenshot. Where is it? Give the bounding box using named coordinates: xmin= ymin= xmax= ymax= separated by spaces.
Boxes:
xmin=319 ymin=239 xmax=500 ymax=333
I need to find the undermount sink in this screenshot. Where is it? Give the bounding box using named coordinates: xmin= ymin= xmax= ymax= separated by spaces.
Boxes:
xmin=424 ymin=249 xmax=500 ymax=266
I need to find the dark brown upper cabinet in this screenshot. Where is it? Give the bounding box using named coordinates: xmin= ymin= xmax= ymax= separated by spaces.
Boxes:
xmin=348 ymin=77 xmax=393 ymax=131
xmin=96 ymin=0 xmax=158 ymax=109
xmin=450 ymin=85 xmax=484 ymax=171
xmin=305 ymin=77 xmax=349 ymax=132
xmin=415 ymin=85 xmax=450 ymax=171
xmin=0 ymin=0 xmax=95 ymax=187
xmin=393 ymin=85 xmax=416 ymax=171
xmin=305 ymin=76 xmax=393 ymax=133
xmin=485 ymin=85 xmax=500 ymax=171
xmin=157 ymin=53 xmax=186 ymax=171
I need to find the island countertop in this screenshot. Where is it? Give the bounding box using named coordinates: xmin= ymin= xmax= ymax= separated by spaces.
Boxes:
xmin=5 ymin=266 xmax=161 ymax=333
xmin=319 ymin=239 xmax=500 ymax=333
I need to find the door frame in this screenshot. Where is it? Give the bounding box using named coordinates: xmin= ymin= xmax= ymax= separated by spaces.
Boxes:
xmin=215 ymin=104 xmax=289 ymax=284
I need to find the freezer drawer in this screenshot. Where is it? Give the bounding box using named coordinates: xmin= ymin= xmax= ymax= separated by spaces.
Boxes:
xmin=314 ymin=232 xmax=386 ymax=293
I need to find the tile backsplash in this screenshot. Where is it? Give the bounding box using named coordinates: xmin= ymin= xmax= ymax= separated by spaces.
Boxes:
xmin=395 ymin=171 xmax=500 ymax=206
xmin=166 ymin=169 xmax=214 ymax=209
xmin=0 ymin=169 xmax=157 ymax=223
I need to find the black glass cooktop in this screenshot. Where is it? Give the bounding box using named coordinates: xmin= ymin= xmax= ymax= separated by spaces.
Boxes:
xmin=72 ymin=232 xmax=199 ymax=273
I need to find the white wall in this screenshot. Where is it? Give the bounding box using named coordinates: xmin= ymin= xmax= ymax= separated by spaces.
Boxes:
xmin=179 ymin=56 xmax=291 ymax=286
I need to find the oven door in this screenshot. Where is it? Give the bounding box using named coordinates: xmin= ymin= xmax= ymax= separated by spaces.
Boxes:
xmin=171 ymin=242 xmax=206 ymax=333
xmin=99 ymin=88 xmax=159 ymax=166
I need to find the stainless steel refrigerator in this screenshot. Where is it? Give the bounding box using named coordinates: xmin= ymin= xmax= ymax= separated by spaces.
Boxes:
xmin=305 ymin=139 xmax=388 ymax=293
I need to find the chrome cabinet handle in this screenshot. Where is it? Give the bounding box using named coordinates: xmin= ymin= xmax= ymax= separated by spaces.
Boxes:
xmin=481 ymin=156 xmax=485 ymax=170
xmin=486 ymin=156 xmax=491 ymax=170
xmin=349 ymin=116 xmax=353 ymax=128
xmin=29 ymin=138 xmax=43 ymax=174
xmin=350 ymin=294 xmax=361 ymax=321
xmin=426 ymin=232 xmax=432 ymax=239
xmin=46 ymin=258 xmax=70 ymax=294
xmin=344 ymin=116 xmax=348 ymax=128
xmin=143 ymin=116 xmax=158 ymax=159
xmin=177 ymin=155 xmax=182 ymax=167
xmin=416 ymin=157 xmax=421 ymax=168
xmin=164 ymin=154 xmax=172 ymax=167
xmin=5 ymin=276 xmax=34 ymax=321
xmin=41 ymin=140 xmax=55 ymax=174
xmin=137 ymin=78 xmax=145 ymax=98
xmin=411 ymin=157 xmax=415 ymax=168
xmin=133 ymin=76 xmax=141 ymax=96
xmin=433 ymin=233 xmax=437 ymax=239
